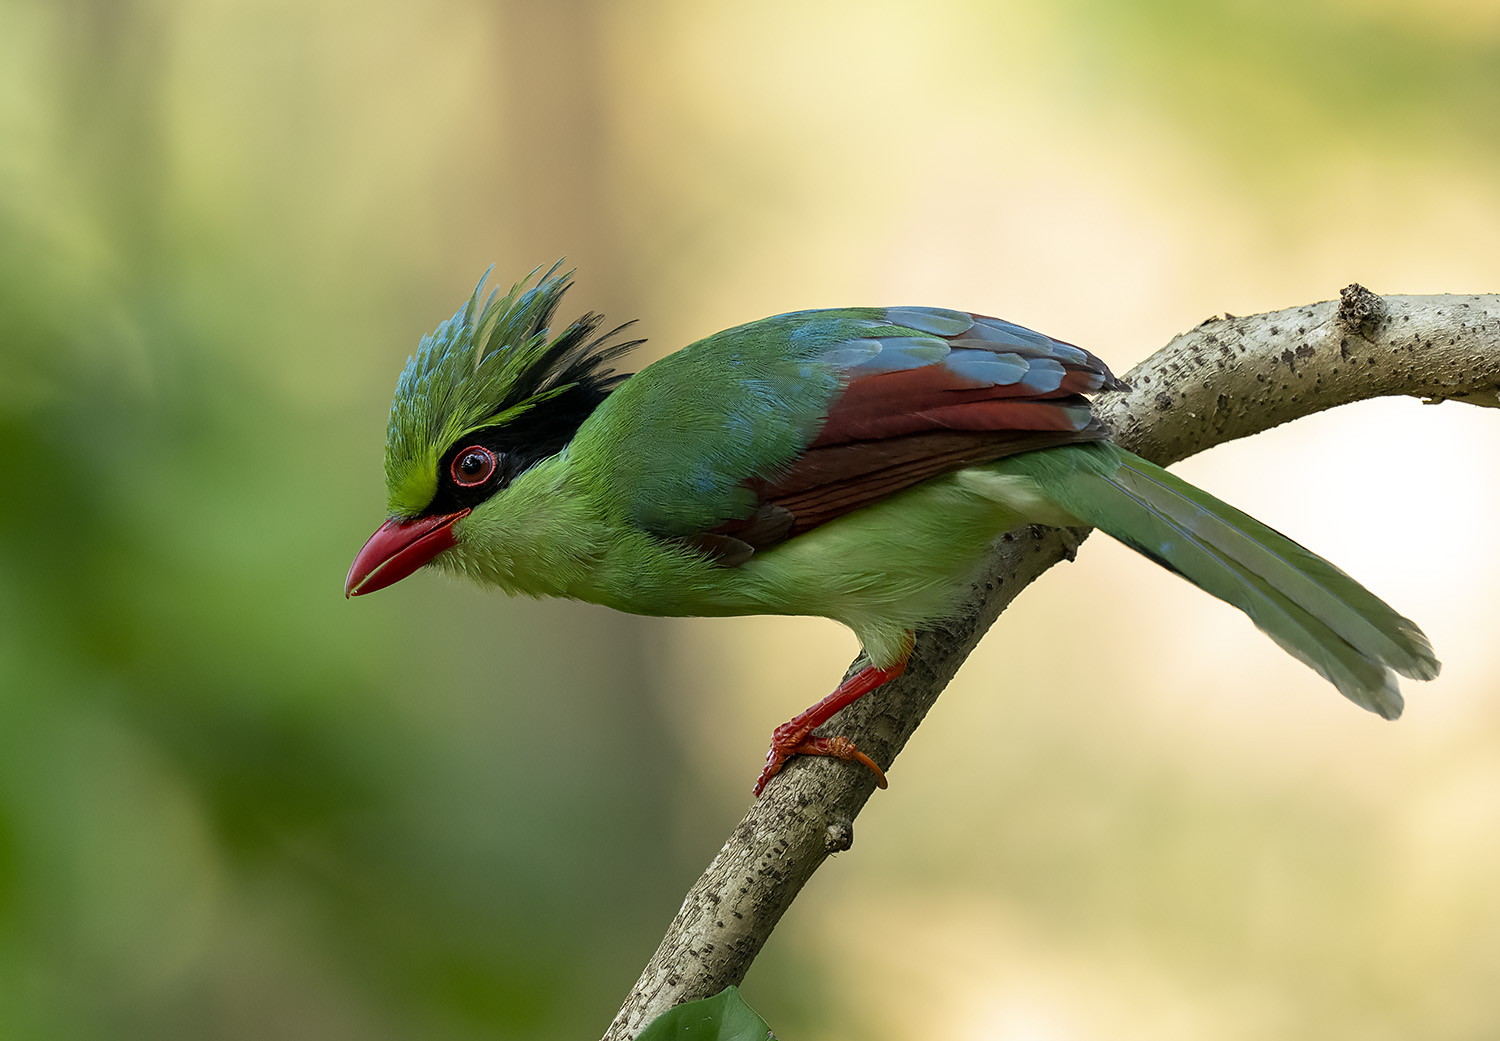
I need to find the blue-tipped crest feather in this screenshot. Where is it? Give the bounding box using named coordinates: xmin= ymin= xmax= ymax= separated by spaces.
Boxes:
xmin=383 ymin=264 xmax=636 ymax=517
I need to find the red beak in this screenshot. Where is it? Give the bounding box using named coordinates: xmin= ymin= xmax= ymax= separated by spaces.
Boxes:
xmin=344 ymin=509 xmax=470 ymax=597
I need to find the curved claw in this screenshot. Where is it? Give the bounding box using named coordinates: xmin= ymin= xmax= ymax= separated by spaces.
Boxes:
xmin=804 ymin=735 xmax=888 ymax=788
xmin=751 ymin=734 xmax=888 ymax=796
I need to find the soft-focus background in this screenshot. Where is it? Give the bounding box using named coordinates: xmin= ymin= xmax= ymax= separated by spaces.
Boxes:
xmin=3 ymin=1 xmax=1499 ymax=1038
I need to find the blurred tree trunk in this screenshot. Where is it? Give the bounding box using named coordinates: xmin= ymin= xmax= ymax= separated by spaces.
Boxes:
xmin=55 ymin=0 xmax=172 ymax=280
xmin=491 ymin=0 xmax=638 ymax=317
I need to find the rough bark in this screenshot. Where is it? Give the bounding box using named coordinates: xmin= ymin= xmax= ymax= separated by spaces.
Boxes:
xmin=602 ymin=287 xmax=1500 ymax=1041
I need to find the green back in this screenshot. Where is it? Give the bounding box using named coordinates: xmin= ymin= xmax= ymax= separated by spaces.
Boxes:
xmin=567 ymin=309 xmax=884 ymax=535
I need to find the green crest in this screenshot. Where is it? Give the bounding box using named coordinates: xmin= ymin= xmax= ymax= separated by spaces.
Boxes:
xmin=383 ymin=264 xmax=634 ymax=517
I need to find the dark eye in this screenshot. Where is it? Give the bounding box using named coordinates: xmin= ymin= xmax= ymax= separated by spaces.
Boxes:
xmin=451 ymin=446 xmax=497 ymax=487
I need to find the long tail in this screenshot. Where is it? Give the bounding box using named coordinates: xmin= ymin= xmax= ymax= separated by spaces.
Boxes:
xmin=1009 ymin=443 xmax=1439 ymax=718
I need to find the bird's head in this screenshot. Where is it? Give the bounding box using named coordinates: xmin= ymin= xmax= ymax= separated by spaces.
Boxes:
xmin=345 ymin=265 xmax=638 ymax=597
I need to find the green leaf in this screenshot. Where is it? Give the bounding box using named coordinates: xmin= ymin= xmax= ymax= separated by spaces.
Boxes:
xmin=635 ymin=986 xmax=774 ymax=1041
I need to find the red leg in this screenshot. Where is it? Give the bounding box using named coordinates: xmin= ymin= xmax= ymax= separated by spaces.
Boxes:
xmin=752 ymin=650 xmax=910 ymax=797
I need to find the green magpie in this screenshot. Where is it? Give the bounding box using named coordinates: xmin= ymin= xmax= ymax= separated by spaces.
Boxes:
xmin=346 ymin=266 xmax=1438 ymax=795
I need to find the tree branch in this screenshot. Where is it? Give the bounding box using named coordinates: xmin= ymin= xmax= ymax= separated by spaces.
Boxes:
xmin=602 ymin=288 xmax=1500 ymax=1041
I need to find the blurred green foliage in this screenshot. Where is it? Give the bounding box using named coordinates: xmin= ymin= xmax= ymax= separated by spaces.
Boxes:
xmin=0 ymin=218 xmax=694 ymax=1035
xmin=0 ymin=3 xmax=708 ymax=1039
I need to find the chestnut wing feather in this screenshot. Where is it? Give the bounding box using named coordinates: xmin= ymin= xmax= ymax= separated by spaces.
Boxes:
xmin=699 ymin=309 xmax=1121 ymax=559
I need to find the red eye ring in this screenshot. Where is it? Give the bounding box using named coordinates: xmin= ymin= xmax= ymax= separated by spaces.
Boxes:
xmin=450 ymin=446 xmax=497 ymax=487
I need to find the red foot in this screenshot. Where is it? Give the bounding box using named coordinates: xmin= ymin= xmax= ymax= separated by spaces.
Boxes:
xmin=751 ymin=651 xmax=910 ymax=797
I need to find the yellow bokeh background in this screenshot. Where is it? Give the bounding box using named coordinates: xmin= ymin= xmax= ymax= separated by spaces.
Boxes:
xmin=2 ymin=1 xmax=1497 ymax=1038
